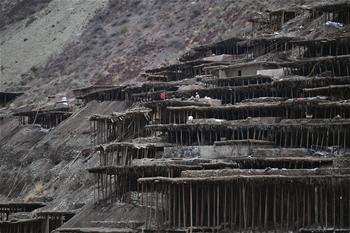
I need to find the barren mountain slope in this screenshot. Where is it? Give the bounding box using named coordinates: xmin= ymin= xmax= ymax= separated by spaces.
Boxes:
xmin=0 ymin=0 xmax=108 ymax=98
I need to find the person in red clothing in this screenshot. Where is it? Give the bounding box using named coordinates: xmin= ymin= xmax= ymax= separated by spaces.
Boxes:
xmin=160 ymin=91 xmax=166 ymax=100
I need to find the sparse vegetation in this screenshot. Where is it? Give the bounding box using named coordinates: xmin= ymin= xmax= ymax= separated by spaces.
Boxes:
xmin=23 ymin=181 xmax=45 ymax=201
xmin=120 ymin=26 xmax=128 ymax=34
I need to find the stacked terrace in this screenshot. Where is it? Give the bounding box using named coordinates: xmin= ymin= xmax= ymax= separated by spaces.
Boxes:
xmin=0 ymin=210 xmax=75 ymax=233
xmin=146 ymin=118 xmax=350 ymax=151
xmin=73 ymin=36 xmax=302 ymax=107
xmin=179 ymin=37 xmax=244 ymax=62
xmin=203 ymin=61 xmax=281 ymax=78
xmin=248 ymin=8 xmax=301 ymax=36
xmin=95 ymin=141 xmax=173 ymax=167
xmin=88 ymin=136 xmax=239 ymax=204
xmin=300 ymin=229 xmax=350 ymax=233
xmin=14 ymin=104 xmax=72 ymax=129
xmin=0 ymin=202 xmax=45 ymax=221
xmin=202 ymin=74 xmax=273 ymax=87
xmin=89 ymin=108 xmax=152 ymax=145
xmin=0 ymin=202 xmax=74 ymax=233
xmin=268 ymin=8 xmax=297 ymax=31
xmin=82 ymin=56 xmax=350 ymax=233
xmin=73 ymin=85 xmax=122 ymax=100
xmin=56 ymin=228 xmax=138 ymax=233
xmin=75 ymin=80 xmax=204 ymax=104
xmin=143 ymin=60 xmax=228 ymax=82
xmin=139 ymin=169 xmax=350 ymax=232
xmin=88 ymin=161 xmax=202 ymax=203
xmin=279 ymin=37 xmax=350 ymax=100
xmin=179 ymin=37 xmax=294 ymax=63
xmin=0 ymin=219 xmax=44 ymax=233
xmin=139 ymin=36 xmax=296 ymax=85
xmin=81 ymin=44 xmax=350 ymax=233
xmin=88 ymin=153 xmax=239 ymax=204
xmin=247 ymin=14 xmax=269 ymax=36
xmin=121 ymin=80 xmax=200 ymax=104
xmin=280 ymin=54 xmax=350 ymax=77
xmin=47 ymin=4 xmax=350 ymax=232
xmin=164 ymin=98 xmax=350 ymax=124
xmin=235 ymin=37 xmax=295 ymax=59
xmin=141 ymin=98 xmax=217 ymax=124
xmin=74 ymin=85 xmax=126 ymax=104
xmin=36 ymin=211 xmax=75 ymax=233
xmin=310 ymin=2 xmax=350 ymax=25
xmin=291 ymin=37 xmax=350 ymax=58
xmin=131 ymin=76 xmax=350 ymax=105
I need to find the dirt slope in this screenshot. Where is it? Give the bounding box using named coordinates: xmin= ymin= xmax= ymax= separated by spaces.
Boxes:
xmin=0 ymin=0 xmax=108 ymax=97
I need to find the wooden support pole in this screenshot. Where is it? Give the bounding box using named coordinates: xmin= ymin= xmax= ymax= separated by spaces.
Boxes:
xmin=183 ymin=183 xmax=186 ymax=227
xmin=190 ymin=182 xmax=193 ymax=232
